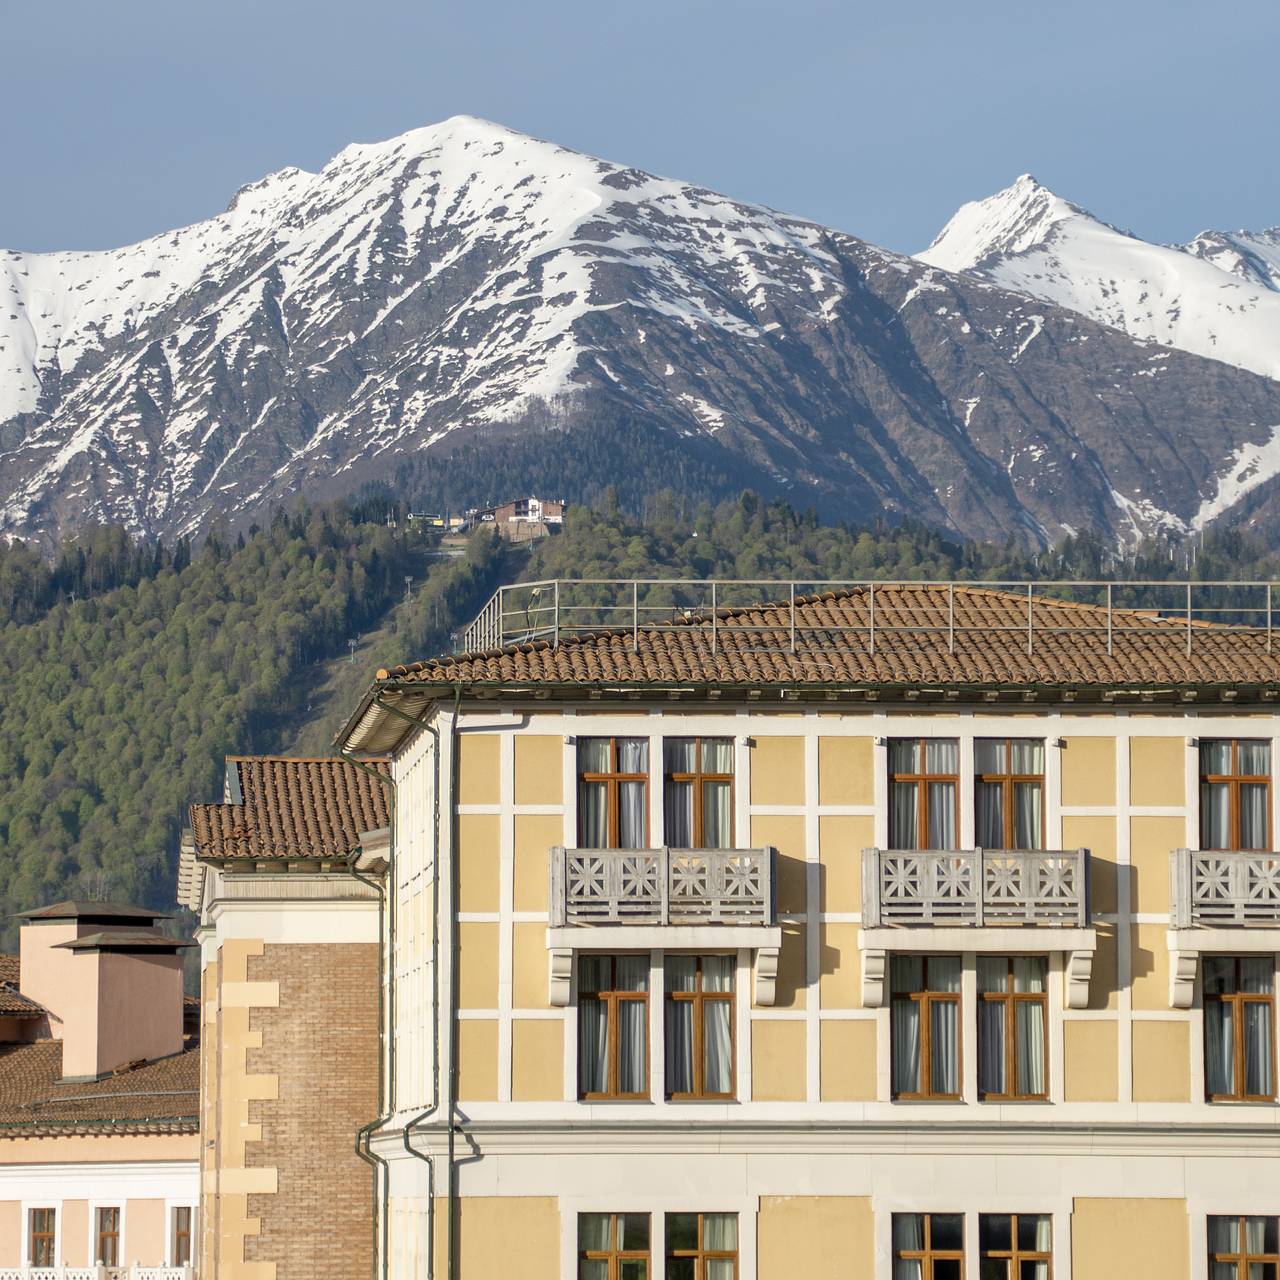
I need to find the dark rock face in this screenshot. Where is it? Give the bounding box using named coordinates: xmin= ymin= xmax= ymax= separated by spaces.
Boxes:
xmin=2 ymin=117 xmax=1279 ymax=549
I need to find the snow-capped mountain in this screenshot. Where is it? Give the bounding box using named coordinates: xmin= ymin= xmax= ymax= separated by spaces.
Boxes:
xmin=4 ymin=119 xmax=1280 ymax=549
xmin=918 ymin=175 xmax=1280 ymax=381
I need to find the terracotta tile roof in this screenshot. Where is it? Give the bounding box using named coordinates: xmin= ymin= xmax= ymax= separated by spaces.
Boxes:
xmin=0 ymin=1040 xmax=198 ymax=1135
xmin=17 ymin=900 xmax=169 ymax=924
xmin=0 ymin=955 xmax=42 ymax=1018
xmin=54 ymin=931 xmax=196 ymax=953
xmin=0 ymin=955 xmax=17 ymax=986
xmin=190 ymin=756 xmax=390 ymax=862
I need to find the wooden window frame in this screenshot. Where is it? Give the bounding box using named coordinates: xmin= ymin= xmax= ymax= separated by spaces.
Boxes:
xmin=1204 ymin=957 xmax=1277 ymax=1103
xmin=979 ymin=1213 xmax=1052 ymax=1278
xmin=665 ymin=1212 xmax=738 ymax=1280
xmin=1208 ymin=1215 xmax=1280 ymax=1279
xmin=978 ymin=957 xmax=1049 ymax=1102
xmin=665 ymin=955 xmax=736 ymax=1101
xmin=889 ymin=739 xmax=959 ymax=851
xmin=172 ymin=1205 xmax=193 ymax=1266
xmin=1200 ymin=739 xmax=1272 ymax=851
xmin=578 ymin=1212 xmax=651 ymax=1279
xmin=893 ymin=1213 xmax=965 ymax=1279
xmin=663 ymin=737 xmax=734 ymax=849
xmin=95 ymin=1205 xmax=121 ymax=1267
xmin=974 ymin=738 xmax=1045 ymax=850
xmin=29 ymin=1206 xmax=56 ymax=1267
xmin=891 ymin=957 xmax=962 ymax=1102
xmin=579 ymin=738 xmax=650 ymax=849
xmin=579 ymin=955 xmax=650 ymax=1101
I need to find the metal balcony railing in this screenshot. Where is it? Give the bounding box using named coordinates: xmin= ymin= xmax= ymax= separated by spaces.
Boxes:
xmin=549 ymin=847 xmax=775 ymax=927
xmin=862 ymin=849 xmax=1089 ymax=927
xmin=1170 ymin=849 xmax=1280 ymax=927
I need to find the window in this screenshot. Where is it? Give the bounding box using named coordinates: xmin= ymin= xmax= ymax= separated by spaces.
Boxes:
xmin=890 ymin=740 xmax=959 ymax=850
xmin=579 ymin=1212 xmax=650 ymax=1280
xmin=172 ymin=1205 xmax=193 ymax=1266
xmin=664 ymin=739 xmax=733 ymax=849
xmin=979 ymin=1214 xmax=1051 ymax=1279
xmin=1209 ymin=1216 xmax=1280 ymax=1279
xmin=666 ymin=1212 xmax=737 ymax=1280
xmin=975 ymin=740 xmax=1044 ymax=850
xmin=579 ymin=955 xmax=649 ymax=1100
xmin=580 ymin=739 xmax=649 ymax=849
xmin=891 ymin=955 xmax=961 ymax=1100
xmin=1204 ymin=956 xmax=1275 ymax=1102
xmin=665 ymin=955 xmax=735 ymax=1099
xmin=893 ymin=1213 xmax=963 ymax=1280
xmin=29 ymin=1207 xmax=55 ymax=1266
xmin=1201 ymin=740 xmax=1271 ymax=851
xmin=96 ymin=1206 xmax=121 ymax=1266
xmin=978 ymin=957 xmax=1048 ymax=1101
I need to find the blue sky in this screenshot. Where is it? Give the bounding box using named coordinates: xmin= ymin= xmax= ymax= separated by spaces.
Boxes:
xmin=3 ymin=0 xmax=1276 ymax=255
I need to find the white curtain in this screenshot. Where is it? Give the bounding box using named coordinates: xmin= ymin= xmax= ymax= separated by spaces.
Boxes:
xmin=1207 ymin=1216 xmax=1237 ymax=1280
xmin=664 ymin=740 xmax=696 ymax=846
xmin=579 ymin=781 xmax=608 ymax=848
xmin=704 ymin=1214 xmax=737 ymax=1280
xmin=1014 ymin=957 xmax=1046 ymax=1096
xmin=890 ymin=956 xmax=923 ymax=1095
xmin=1014 ymin=781 xmax=1043 ymax=850
xmin=1204 ymin=999 xmax=1234 ymax=1097
xmin=978 ymin=1000 xmax=1005 ymax=1097
xmin=1201 ymin=782 xmax=1231 ymax=849
xmin=1239 ymin=741 xmax=1271 ymax=775
xmin=891 ymin=782 xmax=919 ymax=849
xmin=665 ymin=956 xmax=696 ymax=1094
xmin=702 ymin=739 xmax=733 ymax=849
xmin=1241 ymin=783 xmax=1268 ymax=850
xmin=702 ymin=955 xmax=734 ymax=1094
xmin=617 ymin=739 xmax=648 ymax=849
xmin=1029 ymin=1215 xmax=1052 ymax=1280
xmin=578 ymin=998 xmax=607 ymax=1095
xmin=927 ymin=781 xmax=956 ymax=850
xmin=892 ymin=1215 xmax=925 ymax=1280
xmin=976 ymin=782 xmax=1004 ymax=848
xmin=930 ymin=956 xmax=961 ymax=1094
xmin=1245 ymin=1002 xmax=1274 ymax=1097
xmin=618 ymin=999 xmax=647 ymax=1095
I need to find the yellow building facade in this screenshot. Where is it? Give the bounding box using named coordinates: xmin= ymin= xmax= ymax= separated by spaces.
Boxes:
xmin=327 ymin=582 xmax=1280 ymax=1280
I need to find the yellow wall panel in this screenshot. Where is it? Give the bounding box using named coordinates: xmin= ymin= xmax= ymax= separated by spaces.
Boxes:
xmin=818 ymin=923 xmax=859 ymax=1009
xmin=457 ymin=923 xmax=499 ymax=1009
xmin=759 ymin=1196 xmax=873 ymax=1278
xmin=818 ymin=736 xmax=874 ymax=805
xmin=513 ymin=923 xmax=549 ymax=1008
xmin=819 ymin=1022 xmax=876 ymax=1101
xmin=752 ymin=1019 xmax=806 ymax=1100
xmin=750 ymin=736 xmax=805 ymax=806
xmin=819 ymin=815 xmax=872 ymax=913
xmin=456 ymin=1021 xmax=499 ymax=1101
xmin=1064 ymin=1020 xmax=1118 ymax=1101
xmin=1072 ymin=1198 xmax=1187 ymax=1280
xmin=1088 ymin=929 xmax=1119 ymax=1011
xmin=752 ymin=814 xmax=807 ymax=913
xmin=761 ymin=923 xmax=807 ymax=1010
xmin=457 ymin=814 xmax=500 ymax=913
xmin=1132 ymin=1020 xmax=1190 ymax=1102
xmin=437 ymin=1197 xmax=559 ymax=1279
xmin=1063 ymin=815 xmax=1117 ymax=914
xmin=511 ymin=1021 xmax=565 ymax=1101
xmin=514 ymin=814 xmax=564 ymax=912
xmin=1130 ymin=923 xmax=1170 ymax=1012
xmin=457 ymin=733 xmax=501 ymax=806
xmin=1130 ymin=736 xmax=1186 ymax=806
xmin=1130 ymin=816 xmax=1186 ymax=915
xmin=1062 ymin=735 xmax=1116 ymax=807
xmin=515 ymin=735 xmax=563 ymax=806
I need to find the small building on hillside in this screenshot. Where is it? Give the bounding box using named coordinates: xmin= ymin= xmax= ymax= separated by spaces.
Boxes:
xmin=468 ymin=495 xmax=566 ymax=542
xmin=0 ymin=901 xmax=198 ymax=1275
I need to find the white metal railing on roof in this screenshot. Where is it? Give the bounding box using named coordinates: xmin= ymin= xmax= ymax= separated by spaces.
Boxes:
xmin=1171 ymin=849 xmax=1280 ymax=927
xmin=457 ymin=578 xmax=1280 ymax=660
xmin=549 ymin=847 xmax=775 ymax=927
xmin=862 ymin=849 xmax=1089 ymax=927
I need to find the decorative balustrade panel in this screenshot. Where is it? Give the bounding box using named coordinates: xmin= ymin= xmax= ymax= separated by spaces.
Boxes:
xmin=865 ymin=849 xmax=1087 ymax=927
xmin=1175 ymin=850 xmax=1280 ymax=926
xmin=0 ymin=1267 xmax=191 ymax=1279
xmin=552 ymin=847 xmax=773 ymax=926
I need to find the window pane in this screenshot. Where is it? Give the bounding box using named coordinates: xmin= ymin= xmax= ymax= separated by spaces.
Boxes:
xmin=579 ymin=1214 xmax=611 ymax=1251
xmin=665 ymin=780 xmax=694 ymax=847
xmin=1202 ymin=782 xmax=1231 ymax=848
xmin=621 ymin=1214 xmax=650 ymax=1251
xmin=665 ymin=955 xmax=697 ymax=992
xmin=618 ymin=781 xmax=647 ymax=849
xmin=665 ymin=1000 xmax=694 ymax=1094
xmin=975 ymin=740 xmax=1006 ymax=774
xmin=977 ymin=956 xmax=1008 ymax=994
xmin=580 ymin=739 xmax=612 ymax=772
xmin=1208 ymin=1215 xmax=1239 ymax=1254
xmin=666 ymin=1214 xmax=698 ymax=1251
xmin=619 ymin=1001 xmax=648 ymax=1094
xmin=1013 ymin=956 xmax=1046 ymax=993
xmin=891 ymin=955 xmax=924 ymax=994
xmin=932 ymin=1214 xmax=964 ymax=1250
xmin=891 ymin=999 xmax=921 ymax=1095
xmin=976 ymin=781 xmax=1004 ymax=848
xmin=929 ymin=955 xmax=962 ymax=994
xmin=703 ymin=1001 xmax=732 ymax=1094
xmin=702 ymin=781 xmax=731 ymax=848
xmin=702 ymin=738 xmax=733 ymax=772
xmin=1013 ymin=782 xmax=1043 ymax=850
xmin=617 ymin=739 xmax=649 ymax=772
xmin=931 ymin=1000 xmax=959 ymax=1094
xmin=934 ymin=1262 xmax=962 ymax=1280
xmin=580 ymin=780 xmax=609 ymax=848
xmin=1239 ymin=741 xmax=1271 ymax=775
xmin=1011 ymin=739 xmax=1044 ymax=773
xmin=579 ymin=1000 xmax=608 ymax=1095
xmin=978 ymin=1000 xmax=1006 ymax=1095
xmin=926 ymin=739 xmax=959 ymax=773
xmin=1205 ymin=1000 xmax=1234 ymax=1096
xmin=1015 ymin=1001 xmax=1046 ymax=1096
xmin=1019 ymin=1216 xmax=1051 ymax=1251
xmin=1243 ymin=957 xmax=1274 ymax=995
xmin=1203 ymin=956 xmax=1234 ymax=996
xmin=706 ymin=1262 xmax=735 ymax=1280
xmin=890 ymin=740 xmax=920 ymax=774
xmin=893 ymin=1215 xmax=925 ymax=1251
xmin=1245 ymin=1002 xmax=1274 ymax=1096
xmin=891 ymin=782 xmax=919 ymax=849
xmin=616 ymin=955 xmax=650 ymax=992
xmin=666 ymin=1260 xmax=695 ymax=1280
xmin=927 ymin=782 xmax=957 ymax=849
xmin=665 ymin=738 xmax=697 ymax=772
xmin=620 ymin=1262 xmax=648 ymax=1280
xmin=980 ymin=1262 xmax=1010 ymax=1280
xmin=702 ymin=956 xmax=734 ymax=992
xmin=704 ymin=1214 xmax=737 ymax=1250
xmin=980 ymin=1214 xmax=1013 ymax=1252
xmin=1241 ymin=784 xmax=1269 ymax=850
xmin=1202 ymin=741 xmax=1233 ymax=775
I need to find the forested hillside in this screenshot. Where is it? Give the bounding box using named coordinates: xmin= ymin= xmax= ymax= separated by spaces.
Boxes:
xmin=2 ymin=489 xmax=1277 ymax=944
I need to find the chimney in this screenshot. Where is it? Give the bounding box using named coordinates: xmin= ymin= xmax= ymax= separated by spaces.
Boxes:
xmin=17 ymin=901 xmax=191 ymax=1080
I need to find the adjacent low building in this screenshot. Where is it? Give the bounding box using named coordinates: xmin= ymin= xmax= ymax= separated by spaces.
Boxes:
xmin=0 ymin=901 xmax=199 ymax=1276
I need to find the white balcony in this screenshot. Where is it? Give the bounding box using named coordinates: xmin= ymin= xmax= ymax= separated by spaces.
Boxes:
xmin=859 ymin=849 xmax=1095 ymax=1009
xmin=1169 ymin=849 xmax=1280 ymax=1007
xmin=546 ymin=846 xmax=781 ymax=1005
xmin=0 ymin=1268 xmax=193 ymax=1279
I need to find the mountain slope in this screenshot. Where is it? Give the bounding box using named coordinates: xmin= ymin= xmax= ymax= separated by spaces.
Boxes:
xmin=4 ymin=120 xmax=1280 ymax=549
xmin=918 ymin=175 xmax=1280 ymax=382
